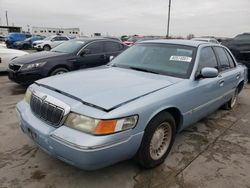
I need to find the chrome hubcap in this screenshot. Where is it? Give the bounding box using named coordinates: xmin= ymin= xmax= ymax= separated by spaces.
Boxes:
xmin=149 ymin=122 xmax=172 ymax=160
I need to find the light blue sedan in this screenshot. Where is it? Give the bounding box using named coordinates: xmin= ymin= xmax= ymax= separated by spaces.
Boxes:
xmin=16 ymin=40 xmax=248 ymax=170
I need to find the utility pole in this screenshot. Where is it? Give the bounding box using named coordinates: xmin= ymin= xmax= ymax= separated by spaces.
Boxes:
xmin=166 ymin=0 xmax=172 ymax=38
xmin=5 ymin=11 xmax=9 ymax=26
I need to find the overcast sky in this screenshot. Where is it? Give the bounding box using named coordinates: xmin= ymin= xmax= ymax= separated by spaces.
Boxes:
xmin=0 ymin=0 xmax=249 ymax=37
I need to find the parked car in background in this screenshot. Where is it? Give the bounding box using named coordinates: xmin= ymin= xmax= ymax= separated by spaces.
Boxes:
xmin=135 ymin=36 xmax=162 ymax=43
xmin=33 ymin=35 xmax=70 ymax=51
xmin=8 ymin=38 xmax=128 ymax=85
xmin=123 ymin=36 xmax=144 ymax=46
xmin=222 ymin=33 xmax=250 ymax=79
xmin=13 ymin=35 xmax=46 ymax=49
xmin=5 ymin=32 xmax=32 ymax=48
xmin=103 ymin=36 xmax=122 ymax=42
xmin=0 ymin=45 xmax=28 ymax=72
xmin=16 ymin=40 xmax=247 ymax=170
xmin=191 ymin=37 xmax=220 ymax=44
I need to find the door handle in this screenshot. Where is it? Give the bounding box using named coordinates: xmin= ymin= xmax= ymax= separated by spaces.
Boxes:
xmin=219 ymin=80 xmax=224 ymax=87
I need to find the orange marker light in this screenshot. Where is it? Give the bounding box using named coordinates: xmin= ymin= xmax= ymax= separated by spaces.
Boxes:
xmin=94 ymin=120 xmax=117 ymax=134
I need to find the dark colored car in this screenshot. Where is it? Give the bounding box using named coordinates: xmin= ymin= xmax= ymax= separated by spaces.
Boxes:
xmin=222 ymin=33 xmax=250 ymax=78
xmin=8 ymin=38 xmax=128 ymax=85
xmin=13 ymin=35 xmax=45 ymax=49
xmin=5 ymin=32 xmax=32 ymax=48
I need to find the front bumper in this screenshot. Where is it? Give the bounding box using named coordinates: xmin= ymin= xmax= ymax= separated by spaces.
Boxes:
xmin=8 ymin=69 xmax=45 ymax=85
xmin=16 ymin=101 xmax=143 ymax=170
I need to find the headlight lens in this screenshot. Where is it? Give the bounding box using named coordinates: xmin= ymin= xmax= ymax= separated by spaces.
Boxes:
xmin=65 ymin=113 xmax=138 ymax=135
xmin=24 ymin=88 xmax=32 ymax=103
xmin=22 ymin=62 xmax=46 ymax=70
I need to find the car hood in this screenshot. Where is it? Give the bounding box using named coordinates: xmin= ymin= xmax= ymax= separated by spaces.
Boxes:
xmin=0 ymin=48 xmax=28 ymax=55
xmin=12 ymin=51 xmax=68 ymax=64
xmin=36 ymin=66 xmax=181 ymax=111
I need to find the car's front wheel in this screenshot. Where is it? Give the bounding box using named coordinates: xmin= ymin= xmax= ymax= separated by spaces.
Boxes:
xmin=43 ymin=45 xmax=51 ymax=51
xmin=136 ymin=111 xmax=176 ymax=168
xmin=50 ymin=68 xmax=69 ymax=76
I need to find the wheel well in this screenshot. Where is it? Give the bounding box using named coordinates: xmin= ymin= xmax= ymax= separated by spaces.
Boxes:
xmin=48 ymin=65 xmax=70 ymax=76
xmin=43 ymin=44 xmax=51 ymax=48
xmin=238 ymin=81 xmax=244 ymax=93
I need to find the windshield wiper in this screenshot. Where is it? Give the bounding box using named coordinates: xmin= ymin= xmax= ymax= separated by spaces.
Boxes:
xmin=129 ymin=66 xmax=160 ymax=74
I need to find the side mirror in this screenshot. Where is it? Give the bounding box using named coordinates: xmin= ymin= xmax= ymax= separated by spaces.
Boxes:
xmin=109 ymin=56 xmax=114 ymax=61
xmin=200 ymin=67 xmax=219 ymax=78
xmin=80 ymin=49 xmax=91 ymax=56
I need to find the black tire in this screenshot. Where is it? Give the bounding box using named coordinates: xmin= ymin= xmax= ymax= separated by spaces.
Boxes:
xmin=43 ymin=45 xmax=51 ymax=51
xmin=222 ymin=88 xmax=239 ymax=110
xmin=50 ymin=68 xmax=69 ymax=76
xmin=136 ymin=111 xmax=176 ymax=168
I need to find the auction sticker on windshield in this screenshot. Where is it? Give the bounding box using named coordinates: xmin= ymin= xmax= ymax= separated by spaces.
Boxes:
xmin=170 ymin=56 xmax=192 ymax=62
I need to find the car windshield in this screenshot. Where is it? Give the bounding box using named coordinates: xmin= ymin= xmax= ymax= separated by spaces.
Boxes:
xmin=51 ymin=40 xmax=85 ymax=53
xmin=111 ymin=43 xmax=196 ymax=78
xmin=127 ymin=37 xmax=141 ymax=42
xmin=24 ymin=37 xmax=32 ymax=41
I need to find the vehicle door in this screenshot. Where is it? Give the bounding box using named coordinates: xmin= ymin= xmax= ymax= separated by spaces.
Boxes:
xmin=213 ymin=46 xmax=240 ymax=103
xmin=104 ymin=41 xmax=126 ymax=64
xmin=75 ymin=41 xmax=106 ymax=69
xmin=186 ymin=46 xmax=224 ymax=125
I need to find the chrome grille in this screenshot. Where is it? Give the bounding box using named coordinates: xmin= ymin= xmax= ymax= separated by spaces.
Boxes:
xmin=9 ymin=63 xmax=22 ymax=71
xmin=30 ymin=94 xmax=65 ymax=126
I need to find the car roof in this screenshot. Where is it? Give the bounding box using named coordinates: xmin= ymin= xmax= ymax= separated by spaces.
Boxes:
xmin=139 ymin=39 xmax=207 ymax=47
xmin=73 ymin=37 xmax=122 ymax=43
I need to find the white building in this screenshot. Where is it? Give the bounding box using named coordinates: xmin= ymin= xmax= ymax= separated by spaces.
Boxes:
xmin=32 ymin=27 xmax=80 ymax=37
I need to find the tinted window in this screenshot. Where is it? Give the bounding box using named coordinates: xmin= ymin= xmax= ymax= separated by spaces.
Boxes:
xmin=105 ymin=41 xmax=123 ymax=52
xmin=85 ymin=42 xmax=104 ymax=54
xmin=197 ymin=47 xmax=218 ymax=73
xmin=53 ymin=37 xmax=61 ymax=41
xmin=59 ymin=37 xmax=69 ymax=41
xmin=51 ymin=40 xmax=85 ymax=53
xmin=225 ymin=50 xmax=235 ymax=68
xmin=214 ymin=47 xmax=230 ymax=71
xmin=234 ymin=34 xmax=250 ymax=41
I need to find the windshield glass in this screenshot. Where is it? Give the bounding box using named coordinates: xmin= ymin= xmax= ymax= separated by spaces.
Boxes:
xmin=111 ymin=43 xmax=196 ymax=78
xmin=24 ymin=37 xmax=31 ymax=41
xmin=51 ymin=40 xmax=85 ymax=53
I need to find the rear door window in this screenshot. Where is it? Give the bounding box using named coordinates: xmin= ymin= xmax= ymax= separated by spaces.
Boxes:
xmin=214 ymin=47 xmax=231 ymax=71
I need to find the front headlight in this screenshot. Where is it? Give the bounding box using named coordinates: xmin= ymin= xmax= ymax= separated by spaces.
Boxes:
xmin=65 ymin=112 xmax=138 ymax=135
xmin=22 ymin=62 xmax=46 ymax=70
xmin=24 ymin=88 xmax=32 ymax=103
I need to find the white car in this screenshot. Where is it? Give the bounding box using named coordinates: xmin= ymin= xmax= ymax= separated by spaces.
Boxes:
xmin=32 ymin=35 xmax=70 ymax=51
xmin=191 ymin=37 xmax=220 ymax=44
xmin=0 ymin=45 xmax=28 ymax=72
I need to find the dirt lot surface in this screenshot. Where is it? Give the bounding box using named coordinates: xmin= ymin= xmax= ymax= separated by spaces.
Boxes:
xmin=1 ymin=75 xmax=250 ymax=188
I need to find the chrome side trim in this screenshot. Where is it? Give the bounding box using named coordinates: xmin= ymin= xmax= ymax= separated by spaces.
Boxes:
xmin=183 ymin=88 xmax=235 ymax=115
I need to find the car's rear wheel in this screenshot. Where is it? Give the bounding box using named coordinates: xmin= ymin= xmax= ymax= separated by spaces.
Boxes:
xmin=223 ymin=88 xmax=239 ymax=110
xmin=50 ymin=68 xmax=69 ymax=76
xmin=43 ymin=45 xmax=51 ymax=51
xmin=136 ymin=111 xmax=176 ymax=168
